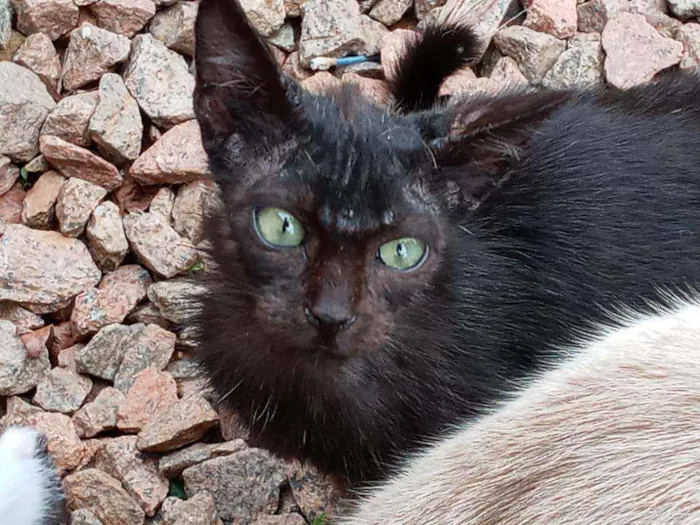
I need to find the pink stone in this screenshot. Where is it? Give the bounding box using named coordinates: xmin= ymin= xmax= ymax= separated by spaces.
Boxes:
xmin=602 ymin=12 xmax=683 ymax=89
xmin=117 ymin=368 xmax=178 ymax=433
xmin=524 ymin=0 xmax=578 ymax=39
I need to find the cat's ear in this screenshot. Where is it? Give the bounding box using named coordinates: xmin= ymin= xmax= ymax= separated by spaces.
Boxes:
xmin=194 ymin=0 xmax=296 ymax=154
xmin=421 ymin=89 xmax=573 ymax=210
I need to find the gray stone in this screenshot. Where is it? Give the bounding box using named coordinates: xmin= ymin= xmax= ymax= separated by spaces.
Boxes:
xmin=0 ymin=62 xmax=56 ymax=162
xmin=41 ymin=92 xmax=100 ymax=148
xmin=268 ymin=21 xmax=296 ymax=52
xmin=0 ymin=0 xmax=12 ymax=48
xmin=172 ymin=179 xmax=218 ymax=244
xmin=21 ymin=185 xmax=58 ymax=247
xmin=523 ymin=0 xmax=578 ymax=38
xmin=129 ymin=120 xmax=211 ymax=185
xmin=123 ymin=34 xmax=195 ymax=128
xmin=148 ymin=187 xmax=174 ymax=224
xmin=287 ymin=462 xmax=343 ymax=524
xmin=493 ymin=25 xmax=566 ymax=83
xmin=116 ymin=368 xmax=178 ymax=433
xmin=368 ymin=0 xmax=412 ymax=26
xmin=413 ymin=0 xmax=445 ymax=19
xmin=86 ymin=200 xmax=129 ymax=271
xmin=113 ymin=323 xmax=177 ymax=392
xmin=675 ymin=22 xmax=700 ymax=70
xmin=542 ymin=33 xmax=604 ymax=89
xmin=29 ymin=410 xmax=85 ymax=473
xmin=147 ymin=278 xmax=205 ymax=324
xmin=56 ymin=177 xmax=108 ymax=238
xmin=160 ymin=491 xmax=219 ymax=525
xmin=0 ymin=302 xmax=45 ymax=334
xmin=70 ymin=508 xmax=104 ymax=525
xmin=123 ymin=211 xmax=200 ymax=278
xmin=90 ymin=0 xmax=156 ymax=37
xmin=159 ymin=440 xmax=247 ymax=478
xmin=94 ymin=435 xmax=169 ymax=517
xmin=577 ymin=0 xmax=620 ymax=32
xmin=63 ymin=468 xmax=145 ymax=525
xmin=33 ymin=367 xmax=93 ymax=413
xmin=60 ymin=23 xmax=131 ymax=92
xmin=668 ymin=0 xmax=700 ymax=19
xmin=240 ymin=0 xmax=285 ymax=37
xmin=40 ymin=134 xmax=123 ymax=190
xmin=24 ymin=153 xmax=50 ymax=172
xmin=10 ymin=0 xmax=79 ymax=40
xmin=70 ymin=264 xmax=152 ymax=338
xmin=0 ymin=320 xmax=48 ymax=396
xmin=148 ymin=0 xmax=198 ymax=56
xmin=183 ymin=448 xmax=288 ymax=522
xmin=299 ymin=0 xmax=387 ymax=67
xmin=0 ymin=224 xmax=101 ymax=311
xmin=12 ymin=32 xmax=61 ymax=94
xmin=126 ymin=302 xmax=169 ymax=328
xmin=72 ymin=386 xmax=125 ymax=437
xmin=89 ymin=73 xmax=143 ymax=165
xmin=75 ymin=324 xmax=134 ymax=381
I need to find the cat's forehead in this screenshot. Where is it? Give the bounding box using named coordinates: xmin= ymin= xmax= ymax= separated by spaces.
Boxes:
xmin=295 ymin=106 xmax=436 ymax=234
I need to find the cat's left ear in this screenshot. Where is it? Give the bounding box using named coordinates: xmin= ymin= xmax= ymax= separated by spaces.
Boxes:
xmin=421 ymin=89 xmax=573 ymax=210
xmin=194 ymin=0 xmax=296 ymax=155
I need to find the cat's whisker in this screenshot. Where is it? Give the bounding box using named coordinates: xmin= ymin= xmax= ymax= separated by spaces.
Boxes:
xmin=215 ymin=379 xmax=244 ymax=405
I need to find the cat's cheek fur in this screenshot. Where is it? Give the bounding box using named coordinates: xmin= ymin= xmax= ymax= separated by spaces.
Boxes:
xmin=0 ymin=426 xmax=65 ymax=525
xmin=341 ymin=298 xmax=700 ymax=525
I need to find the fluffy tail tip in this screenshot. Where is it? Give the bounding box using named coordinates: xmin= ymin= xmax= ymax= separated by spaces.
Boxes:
xmin=388 ymin=21 xmax=480 ymax=113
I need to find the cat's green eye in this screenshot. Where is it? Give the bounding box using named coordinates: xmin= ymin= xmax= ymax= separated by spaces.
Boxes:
xmin=378 ymin=237 xmax=427 ymax=270
xmin=255 ymin=207 xmax=305 ymax=247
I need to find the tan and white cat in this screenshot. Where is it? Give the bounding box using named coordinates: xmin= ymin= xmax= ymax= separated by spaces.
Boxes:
xmin=341 ymin=296 xmax=700 ymax=524
xmin=0 ymin=426 xmax=64 ymax=525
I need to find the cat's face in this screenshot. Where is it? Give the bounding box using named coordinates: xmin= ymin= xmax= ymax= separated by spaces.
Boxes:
xmin=208 ymin=95 xmax=448 ymax=359
xmin=191 ymin=0 xmax=488 ymax=364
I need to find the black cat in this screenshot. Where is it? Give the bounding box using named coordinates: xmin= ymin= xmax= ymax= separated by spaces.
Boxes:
xmin=192 ymin=0 xmax=700 ymax=486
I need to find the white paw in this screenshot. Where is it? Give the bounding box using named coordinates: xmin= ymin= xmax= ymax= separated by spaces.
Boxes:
xmin=0 ymin=426 xmax=46 ymax=462
xmin=0 ymin=426 xmax=64 ymax=525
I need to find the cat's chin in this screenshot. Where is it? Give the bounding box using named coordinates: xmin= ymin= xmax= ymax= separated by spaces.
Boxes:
xmin=265 ymin=321 xmax=389 ymax=361
xmin=281 ymin=337 xmax=361 ymax=361
xmin=312 ymin=338 xmax=358 ymax=360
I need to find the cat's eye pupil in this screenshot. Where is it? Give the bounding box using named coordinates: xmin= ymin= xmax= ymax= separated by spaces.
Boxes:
xmin=397 ymin=242 xmax=407 ymax=258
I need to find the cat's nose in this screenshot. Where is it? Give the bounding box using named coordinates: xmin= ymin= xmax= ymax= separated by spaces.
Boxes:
xmin=304 ymin=304 xmax=357 ymax=334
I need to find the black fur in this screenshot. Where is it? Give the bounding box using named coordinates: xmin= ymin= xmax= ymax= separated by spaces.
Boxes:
xmin=35 ymin=434 xmax=68 ymax=525
xmin=192 ymin=0 xmax=700 ymax=487
xmin=193 ymin=0 xmax=294 ymax=153
xmin=387 ymin=22 xmax=479 ymax=112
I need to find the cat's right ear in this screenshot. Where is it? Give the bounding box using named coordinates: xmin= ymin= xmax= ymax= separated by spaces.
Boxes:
xmin=416 ymin=89 xmax=574 ymax=211
xmin=194 ymin=0 xmax=296 ymax=155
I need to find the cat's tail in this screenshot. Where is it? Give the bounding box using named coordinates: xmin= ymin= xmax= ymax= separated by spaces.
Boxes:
xmin=388 ymin=17 xmax=480 ymax=113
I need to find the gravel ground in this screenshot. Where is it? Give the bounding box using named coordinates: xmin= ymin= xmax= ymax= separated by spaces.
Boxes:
xmin=0 ymin=0 xmax=698 ymax=522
